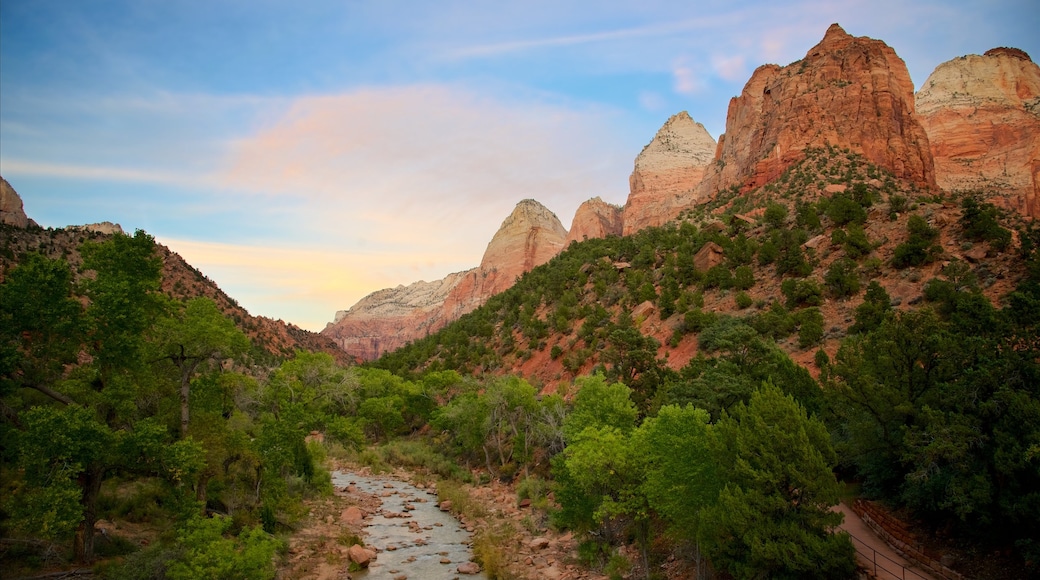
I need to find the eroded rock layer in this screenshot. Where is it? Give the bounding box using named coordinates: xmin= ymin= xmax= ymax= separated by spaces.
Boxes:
xmin=916 ymin=48 xmax=1040 ymax=218
xmin=624 ymin=112 xmax=716 ymax=235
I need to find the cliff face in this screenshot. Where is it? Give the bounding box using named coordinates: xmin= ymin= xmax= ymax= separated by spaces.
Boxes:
xmin=1 ymin=177 xmax=30 ymax=228
xmin=696 ymin=23 xmax=935 ymax=199
xmin=322 ymin=199 xmax=568 ymax=361
xmin=565 ymin=197 xmax=623 ymax=247
xmin=320 ymin=271 xmax=473 ymax=361
xmin=916 ymin=48 xmax=1040 ymax=218
xmin=623 ymin=112 xmax=716 ymax=235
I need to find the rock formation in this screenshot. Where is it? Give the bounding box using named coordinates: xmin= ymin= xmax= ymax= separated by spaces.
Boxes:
xmin=695 ymin=23 xmax=935 ymax=200
xmin=565 ymin=197 xmax=624 ymax=246
xmin=322 ymin=199 xmax=568 ymax=361
xmin=1 ymin=176 xmax=30 ymax=228
xmin=71 ymin=222 xmax=125 ymax=235
xmin=442 ymin=199 xmax=567 ymax=322
xmin=624 ymin=112 xmax=716 ymax=235
xmin=916 ymin=48 xmax=1040 ymax=218
xmin=321 ymin=271 xmax=473 ymax=361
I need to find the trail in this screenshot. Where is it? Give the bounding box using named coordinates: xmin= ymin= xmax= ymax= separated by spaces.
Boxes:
xmin=837 ymin=503 xmax=936 ymax=580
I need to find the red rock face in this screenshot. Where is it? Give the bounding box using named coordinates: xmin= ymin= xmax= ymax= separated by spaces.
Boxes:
xmin=322 ymin=200 xmax=568 ymax=361
xmin=916 ymin=49 xmax=1040 ymax=219
xmin=565 ymin=197 xmax=623 ymax=246
xmin=624 ymin=112 xmax=716 ymax=235
xmin=696 ymin=23 xmax=935 ymax=199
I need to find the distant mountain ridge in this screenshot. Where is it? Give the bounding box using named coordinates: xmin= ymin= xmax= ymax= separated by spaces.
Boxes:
xmin=324 ymin=23 xmax=1039 ymax=361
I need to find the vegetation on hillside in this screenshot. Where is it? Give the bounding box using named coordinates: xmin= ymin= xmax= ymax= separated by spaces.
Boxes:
xmin=2 ymin=147 xmax=1038 ymax=578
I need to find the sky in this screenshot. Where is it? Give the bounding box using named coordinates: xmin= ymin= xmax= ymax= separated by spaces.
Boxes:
xmin=2 ymin=1 xmax=1037 ymax=331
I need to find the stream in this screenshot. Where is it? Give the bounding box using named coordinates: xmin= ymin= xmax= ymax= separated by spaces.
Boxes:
xmin=330 ymin=471 xmax=488 ymax=579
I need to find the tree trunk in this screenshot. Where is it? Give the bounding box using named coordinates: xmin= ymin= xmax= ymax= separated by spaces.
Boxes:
xmin=197 ymin=474 xmax=210 ymax=515
xmin=76 ymin=466 xmax=104 ymax=563
xmin=178 ymin=358 xmax=200 ymax=438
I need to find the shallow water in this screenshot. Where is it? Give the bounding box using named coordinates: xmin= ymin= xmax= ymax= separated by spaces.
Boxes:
xmin=331 ymin=471 xmax=487 ymax=579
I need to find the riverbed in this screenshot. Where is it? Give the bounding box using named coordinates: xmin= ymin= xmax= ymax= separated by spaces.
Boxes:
xmin=331 ymin=471 xmax=487 ymax=579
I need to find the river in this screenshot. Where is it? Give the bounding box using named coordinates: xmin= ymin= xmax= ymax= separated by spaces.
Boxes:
xmin=331 ymin=471 xmax=488 ymax=579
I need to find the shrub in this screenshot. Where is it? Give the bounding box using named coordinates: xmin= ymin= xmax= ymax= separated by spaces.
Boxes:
xmin=781 ymin=278 xmax=823 ymax=308
xmin=796 ymin=307 xmax=825 ymax=348
xmin=764 ymin=202 xmax=788 ymax=229
xmin=960 ymin=196 xmax=1011 ymax=251
xmin=826 ymin=192 xmax=867 ymax=226
xmin=734 ymin=292 xmax=753 ymax=310
xmin=732 ymin=265 xmax=755 ymax=290
xmin=892 ymin=215 xmax=942 ymax=268
xmin=824 ymin=258 xmax=860 ymax=298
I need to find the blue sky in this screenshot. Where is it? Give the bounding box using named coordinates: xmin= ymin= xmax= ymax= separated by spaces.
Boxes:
xmin=2 ymin=1 xmax=1037 ymax=331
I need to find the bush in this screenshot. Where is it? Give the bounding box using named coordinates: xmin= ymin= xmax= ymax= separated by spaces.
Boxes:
xmin=781 ymin=278 xmax=823 ymax=308
xmin=796 ymin=307 xmax=825 ymax=348
xmin=826 ymin=192 xmax=867 ymax=226
xmin=764 ymin=202 xmax=788 ymax=229
xmin=960 ymin=196 xmax=1011 ymax=251
xmin=824 ymin=258 xmax=860 ymax=298
xmin=734 ymin=292 xmax=753 ymax=310
xmin=732 ymin=266 xmax=755 ymax=290
xmin=892 ymin=215 xmax=942 ymax=268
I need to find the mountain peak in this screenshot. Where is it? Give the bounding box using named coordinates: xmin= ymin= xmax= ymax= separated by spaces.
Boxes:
xmin=695 ymin=23 xmax=934 ymax=198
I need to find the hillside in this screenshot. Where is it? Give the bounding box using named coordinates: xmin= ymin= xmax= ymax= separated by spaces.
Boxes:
xmin=0 ymin=209 xmax=349 ymax=365
xmin=372 ymin=146 xmax=1031 ymax=389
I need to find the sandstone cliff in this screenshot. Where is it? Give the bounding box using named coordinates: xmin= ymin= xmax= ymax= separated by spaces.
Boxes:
xmin=565 ymin=197 xmax=623 ymax=246
xmin=695 ymin=23 xmax=935 ymax=199
xmin=624 ymin=112 xmax=716 ymax=235
xmin=916 ymin=48 xmax=1040 ymax=218
xmin=322 ymin=199 xmax=568 ymax=361
xmin=321 ymin=271 xmax=473 ymax=361
xmin=1 ymin=176 xmax=30 ymax=228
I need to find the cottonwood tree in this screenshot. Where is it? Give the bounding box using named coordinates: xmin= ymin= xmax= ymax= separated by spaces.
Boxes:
xmin=152 ymin=297 xmax=250 ymax=437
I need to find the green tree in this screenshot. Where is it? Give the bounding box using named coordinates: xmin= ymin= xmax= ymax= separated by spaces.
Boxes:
xmin=0 ymin=253 xmax=84 ymax=407
xmin=153 ymin=297 xmax=250 ymax=437
xmin=636 ymin=405 xmax=719 ymax=539
xmin=699 ymin=384 xmax=854 ymax=579
xmin=824 ymin=258 xmax=860 ymax=298
xmin=850 ymin=281 xmax=892 ymax=334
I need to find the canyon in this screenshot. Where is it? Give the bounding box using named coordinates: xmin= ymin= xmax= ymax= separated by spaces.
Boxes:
xmin=322 ymin=24 xmax=1039 ymax=362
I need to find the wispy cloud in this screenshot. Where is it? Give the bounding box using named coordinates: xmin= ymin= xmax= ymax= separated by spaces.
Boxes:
xmin=0 ymin=159 xmax=211 ymax=189
xmin=439 ymin=13 xmax=751 ymax=60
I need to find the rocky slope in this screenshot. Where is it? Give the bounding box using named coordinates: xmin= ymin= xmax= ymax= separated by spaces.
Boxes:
xmin=695 ymin=23 xmax=935 ymax=199
xmin=565 ymin=197 xmax=624 ymax=247
xmin=323 ymin=199 xmax=568 ymax=361
xmin=623 ymin=111 xmax=717 ymax=235
xmin=916 ymin=47 xmax=1040 ymax=218
xmin=1 ymin=177 xmax=31 ymax=228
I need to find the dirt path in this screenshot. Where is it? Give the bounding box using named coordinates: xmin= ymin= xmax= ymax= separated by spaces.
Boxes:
xmin=837 ymin=503 xmax=935 ymax=580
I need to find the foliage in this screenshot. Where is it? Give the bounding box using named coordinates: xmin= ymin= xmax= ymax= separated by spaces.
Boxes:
xmin=699 ymin=385 xmax=854 ymax=579
xmin=959 ymin=195 xmax=1011 ymax=251
xmin=165 ymin=515 xmax=280 ymax=580
xmin=824 ymin=258 xmax=860 ymax=298
xmin=891 ymin=214 xmax=942 ymax=268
